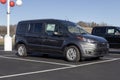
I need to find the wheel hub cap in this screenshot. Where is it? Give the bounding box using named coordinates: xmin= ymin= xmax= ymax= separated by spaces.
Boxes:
xmin=67 ymin=48 xmax=76 ymax=60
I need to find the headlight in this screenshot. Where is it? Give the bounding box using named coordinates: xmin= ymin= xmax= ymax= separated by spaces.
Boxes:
xmin=77 ymin=36 xmax=96 ymax=43
xmin=83 ymin=38 xmax=95 ymax=43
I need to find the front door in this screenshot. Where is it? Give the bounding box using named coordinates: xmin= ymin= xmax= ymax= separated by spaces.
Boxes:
xmin=42 ymin=22 xmax=65 ymax=53
xmin=106 ymin=27 xmax=120 ymax=48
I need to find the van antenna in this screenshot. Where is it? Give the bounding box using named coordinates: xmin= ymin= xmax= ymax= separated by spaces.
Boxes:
xmin=65 ymin=16 xmax=69 ymax=21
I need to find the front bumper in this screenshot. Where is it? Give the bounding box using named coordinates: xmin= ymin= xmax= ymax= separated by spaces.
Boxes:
xmin=80 ymin=42 xmax=109 ymax=58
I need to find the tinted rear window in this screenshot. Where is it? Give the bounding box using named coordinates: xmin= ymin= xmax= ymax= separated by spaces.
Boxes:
xmin=92 ymin=27 xmax=106 ymax=34
xmin=34 ymin=23 xmax=43 ymax=33
xmin=17 ymin=23 xmax=28 ymax=33
xmin=28 ymin=23 xmax=43 ymax=33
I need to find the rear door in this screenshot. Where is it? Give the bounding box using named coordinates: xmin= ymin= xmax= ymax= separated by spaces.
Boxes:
xmin=26 ymin=22 xmax=44 ymax=51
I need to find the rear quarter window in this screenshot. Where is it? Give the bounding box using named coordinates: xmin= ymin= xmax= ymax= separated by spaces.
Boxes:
xmin=17 ymin=23 xmax=28 ymax=33
xmin=92 ymin=27 xmax=106 ymax=35
xmin=28 ymin=23 xmax=43 ymax=33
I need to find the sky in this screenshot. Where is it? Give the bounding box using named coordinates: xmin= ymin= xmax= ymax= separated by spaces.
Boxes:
xmin=0 ymin=0 xmax=120 ymax=26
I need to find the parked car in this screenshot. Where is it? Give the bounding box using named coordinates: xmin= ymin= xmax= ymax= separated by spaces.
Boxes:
xmin=15 ymin=19 xmax=109 ymax=62
xmin=92 ymin=26 xmax=120 ymax=48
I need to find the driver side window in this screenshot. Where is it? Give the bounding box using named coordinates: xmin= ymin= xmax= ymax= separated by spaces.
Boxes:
xmin=45 ymin=23 xmax=63 ymax=36
xmin=107 ymin=28 xmax=120 ymax=35
xmin=107 ymin=28 xmax=115 ymax=34
xmin=45 ymin=24 xmax=56 ymax=36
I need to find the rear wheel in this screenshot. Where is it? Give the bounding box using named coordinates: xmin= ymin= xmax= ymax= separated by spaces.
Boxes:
xmin=64 ymin=46 xmax=81 ymax=62
xmin=17 ymin=44 xmax=27 ymax=57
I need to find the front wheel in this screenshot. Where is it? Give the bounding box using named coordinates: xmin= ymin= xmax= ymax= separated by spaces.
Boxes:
xmin=64 ymin=46 xmax=81 ymax=62
xmin=17 ymin=44 xmax=27 ymax=57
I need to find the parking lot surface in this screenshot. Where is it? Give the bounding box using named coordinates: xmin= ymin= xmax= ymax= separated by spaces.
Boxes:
xmin=0 ymin=47 xmax=120 ymax=80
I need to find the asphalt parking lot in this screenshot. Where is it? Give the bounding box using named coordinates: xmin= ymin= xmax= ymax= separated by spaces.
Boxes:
xmin=0 ymin=46 xmax=120 ymax=80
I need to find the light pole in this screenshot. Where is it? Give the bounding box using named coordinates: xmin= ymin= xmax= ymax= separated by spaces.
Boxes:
xmin=0 ymin=0 xmax=23 ymax=51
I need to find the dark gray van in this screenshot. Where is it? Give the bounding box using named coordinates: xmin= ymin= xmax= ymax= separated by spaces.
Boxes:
xmin=92 ymin=26 xmax=120 ymax=48
xmin=15 ymin=19 xmax=109 ymax=62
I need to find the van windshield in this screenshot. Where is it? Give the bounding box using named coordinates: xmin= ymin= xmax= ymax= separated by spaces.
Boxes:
xmin=117 ymin=27 xmax=120 ymax=31
xmin=62 ymin=21 xmax=88 ymax=34
xmin=68 ymin=26 xmax=88 ymax=34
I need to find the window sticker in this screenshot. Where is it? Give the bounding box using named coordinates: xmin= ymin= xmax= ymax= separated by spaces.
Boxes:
xmin=107 ymin=29 xmax=115 ymax=34
xmin=46 ymin=24 xmax=55 ymax=31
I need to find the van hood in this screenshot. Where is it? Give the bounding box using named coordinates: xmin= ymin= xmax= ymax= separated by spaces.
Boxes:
xmin=82 ymin=34 xmax=108 ymax=43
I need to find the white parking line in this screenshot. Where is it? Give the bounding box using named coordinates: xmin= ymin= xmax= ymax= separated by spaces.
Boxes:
xmin=102 ymin=57 xmax=117 ymax=60
xmin=0 ymin=56 xmax=75 ymax=67
xmin=0 ymin=58 xmax=119 ymax=79
xmin=109 ymin=53 xmax=120 ymax=56
xmin=0 ymin=55 xmax=15 ymax=57
xmin=75 ymin=58 xmax=120 ymax=67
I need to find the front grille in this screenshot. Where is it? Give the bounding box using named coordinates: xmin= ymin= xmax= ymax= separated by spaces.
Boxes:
xmin=97 ymin=43 xmax=108 ymax=47
xmin=95 ymin=49 xmax=108 ymax=56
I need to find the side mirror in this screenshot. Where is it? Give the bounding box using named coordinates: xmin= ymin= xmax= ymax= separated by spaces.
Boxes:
xmin=115 ymin=31 xmax=120 ymax=35
xmin=53 ymin=32 xmax=63 ymax=36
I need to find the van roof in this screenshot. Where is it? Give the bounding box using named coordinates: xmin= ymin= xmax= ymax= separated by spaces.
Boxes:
xmin=94 ymin=26 xmax=120 ymax=28
xmin=18 ymin=19 xmax=70 ymax=23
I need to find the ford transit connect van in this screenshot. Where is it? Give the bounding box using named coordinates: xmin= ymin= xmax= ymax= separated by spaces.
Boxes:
xmin=15 ymin=19 xmax=109 ymax=62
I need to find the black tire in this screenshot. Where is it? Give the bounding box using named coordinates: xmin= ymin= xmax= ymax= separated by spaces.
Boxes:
xmin=17 ymin=44 xmax=27 ymax=57
xmin=64 ymin=46 xmax=81 ymax=62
